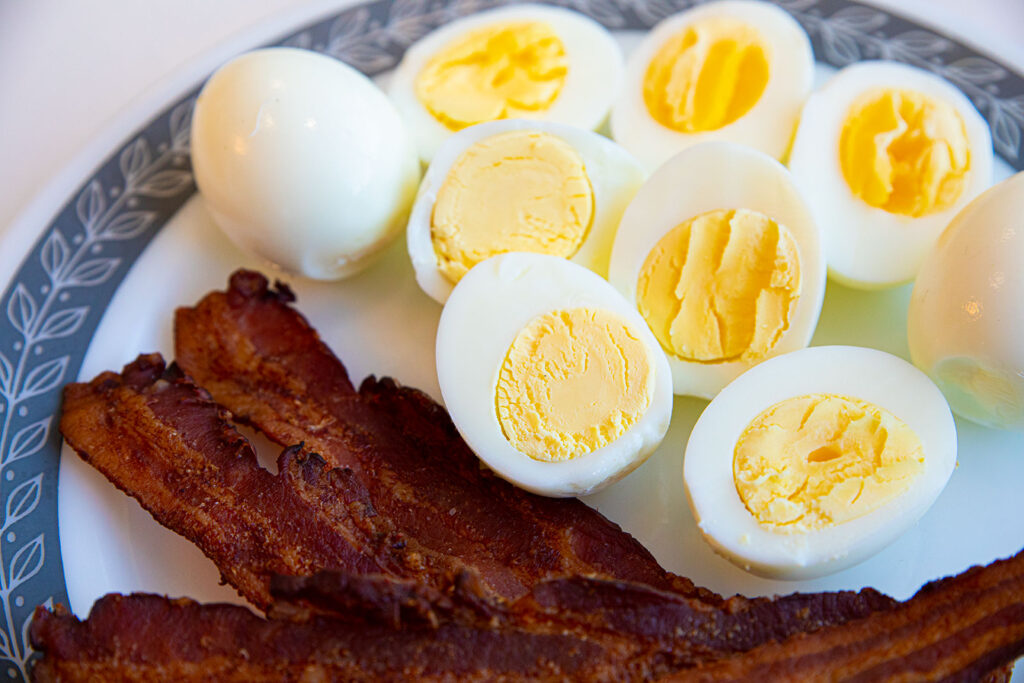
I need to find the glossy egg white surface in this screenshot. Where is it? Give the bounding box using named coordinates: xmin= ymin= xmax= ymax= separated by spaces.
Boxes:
xmin=388 ymin=4 xmax=623 ymax=163
xmin=408 ymin=119 xmax=645 ymax=304
xmin=190 ymin=48 xmax=420 ymax=280
xmin=608 ymin=141 xmax=826 ymax=399
xmin=908 ymin=171 xmax=1024 ymax=431
xmin=436 ymin=253 xmax=673 ymax=497
xmin=788 ymin=61 xmax=994 ymax=289
xmin=684 ymin=346 xmax=957 ymax=580
xmin=611 ymin=0 xmax=813 ymax=172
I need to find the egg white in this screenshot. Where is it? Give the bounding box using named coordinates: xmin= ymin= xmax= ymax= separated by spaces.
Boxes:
xmin=611 ymin=0 xmax=813 ymax=172
xmin=608 ymin=141 xmax=826 ymax=399
xmin=908 ymin=171 xmax=1024 ymax=430
xmin=788 ymin=61 xmax=994 ymax=289
xmin=684 ymin=346 xmax=957 ymax=580
xmin=408 ymin=119 xmax=645 ymax=304
xmin=436 ymin=253 xmax=673 ymax=497
xmin=191 ymin=48 xmax=420 ymax=280
xmin=388 ymin=4 xmax=624 ymax=163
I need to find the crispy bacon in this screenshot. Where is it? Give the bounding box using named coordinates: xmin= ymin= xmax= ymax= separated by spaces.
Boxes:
xmin=272 ymin=569 xmax=895 ymax=667
xmin=679 ymin=548 xmax=1024 ymax=682
xmin=29 ymin=595 xmax=633 ymax=682
xmin=59 ymin=355 xmax=457 ymax=609
xmin=30 ymin=547 xmax=1024 ymax=681
xmin=173 ymin=270 xmax=715 ymax=602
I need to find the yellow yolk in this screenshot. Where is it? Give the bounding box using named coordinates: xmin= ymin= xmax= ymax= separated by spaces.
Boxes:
xmin=643 ymin=17 xmax=770 ymax=133
xmin=495 ymin=308 xmax=653 ymax=462
xmin=415 ymin=21 xmax=568 ymax=131
xmin=636 ymin=209 xmax=800 ymax=364
xmin=431 ymin=130 xmax=594 ymax=284
xmin=734 ymin=394 xmax=925 ymax=533
xmin=840 ymin=88 xmax=971 ymax=217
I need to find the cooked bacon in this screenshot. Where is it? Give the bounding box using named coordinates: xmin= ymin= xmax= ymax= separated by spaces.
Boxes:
xmin=61 ymin=350 xmax=896 ymax=648
xmin=30 ymin=547 xmax=1024 ymax=682
xmin=679 ymin=548 xmax=1024 ymax=682
xmin=272 ymin=569 xmax=896 ymax=669
xmin=30 ymin=594 xmax=637 ymax=682
xmin=173 ymin=269 xmax=715 ymax=602
xmin=59 ymin=354 xmax=458 ymax=609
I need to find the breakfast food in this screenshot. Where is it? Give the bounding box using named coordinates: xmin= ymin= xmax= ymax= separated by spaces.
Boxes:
xmin=46 ymin=271 xmax=1024 ymax=681
xmin=685 ymin=346 xmax=956 ymax=579
xmin=608 ymin=141 xmax=825 ymax=398
xmin=788 ymin=61 xmax=994 ymax=288
xmin=908 ymin=171 xmax=1024 ymax=430
xmin=436 ymin=254 xmax=672 ymax=496
xmin=388 ymin=4 xmax=623 ymax=162
xmin=407 ymin=119 xmax=645 ymax=303
xmin=611 ymin=0 xmax=814 ymax=171
xmin=33 ymin=546 xmax=1024 ymax=680
xmin=190 ymin=48 xmax=420 ymax=279
xmin=171 ymin=271 xmax=697 ymax=599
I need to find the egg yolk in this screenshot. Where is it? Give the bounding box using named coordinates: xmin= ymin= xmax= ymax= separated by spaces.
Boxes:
xmin=495 ymin=308 xmax=653 ymax=462
xmin=637 ymin=209 xmax=800 ymax=364
xmin=840 ymin=88 xmax=970 ymax=217
xmin=643 ymin=17 xmax=769 ymax=133
xmin=415 ymin=21 xmax=568 ymax=131
xmin=431 ymin=130 xmax=594 ymax=284
xmin=734 ymin=394 xmax=925 ymax=533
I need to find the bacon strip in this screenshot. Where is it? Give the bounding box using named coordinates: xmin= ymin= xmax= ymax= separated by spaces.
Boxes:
xmin=30 ymin=547 xmax=1024 ymax=682
xmin=59 ymin=354 xmax=453 ymax=609
xmin=29 ymin=595 xmax=633 ymax=682
xmin=173 ymin=270 xmax=714 ymax=602
xmin=679 ymin=549 xmax=1024 ymax=682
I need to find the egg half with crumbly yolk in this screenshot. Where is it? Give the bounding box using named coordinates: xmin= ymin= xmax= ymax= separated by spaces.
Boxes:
xmin=608 ymin=141 xmax=826 ymax=399
xmin=684 ymin=345 xmax=957 ymax=579
xmin=388 ymin=4 xmax=624 ymax=163
xmin=611 ymin=0 xmax=813 ymax=171
xmin=436 ymin=253 xmax=673 ymax=497
xmin=788 ymin=61 xmax=993 ymax=289
xmin=407 ymin=119 xmax=645 ymax=304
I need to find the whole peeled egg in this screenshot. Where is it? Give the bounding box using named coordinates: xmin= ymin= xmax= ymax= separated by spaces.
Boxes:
xmin=684 ymin=346 xmax=956 ymax=579
xmin=437 ymin=253 xmax=673 ymax=497
xmin=788 ymin=61 xmax=993 ymax=289
xmin=908 ymin=171 xmax=1024 ymax=431
xmin=191 ymin=48 xmax=421 ymax=280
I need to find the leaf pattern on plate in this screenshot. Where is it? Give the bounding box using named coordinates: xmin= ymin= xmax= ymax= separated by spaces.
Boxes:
xmin=0 ymin=1 xmax=1020 ymax=680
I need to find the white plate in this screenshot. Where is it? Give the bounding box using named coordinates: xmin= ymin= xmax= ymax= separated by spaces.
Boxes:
xmin=0 ymin=1 xmax=1022 ymax=680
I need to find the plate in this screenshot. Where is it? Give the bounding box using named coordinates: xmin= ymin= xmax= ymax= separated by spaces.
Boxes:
xmin=2 ymin=0 xmax=1024 ymax=679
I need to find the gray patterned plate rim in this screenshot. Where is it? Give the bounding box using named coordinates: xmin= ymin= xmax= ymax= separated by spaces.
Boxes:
xmin=1 ymin=0 xmax=1021 ymax=679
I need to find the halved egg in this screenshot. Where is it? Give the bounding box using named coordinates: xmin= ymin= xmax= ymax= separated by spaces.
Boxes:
xmin=408 ymin=119 xmax=645 ymax=304
xmin=788 ymin=61 xmax=994 ymax=289
xmin=608 ymin=141 xmax=825 ymax=399
xmin=388 ymin=4 xmax=624 ymax=163
xmin=611 ymin=0 xmax=813 ymax=171
xmin=436 ymin=253 xmax=673 ymax=497
xmin=684 ymin=345 xmax=957 ymax=579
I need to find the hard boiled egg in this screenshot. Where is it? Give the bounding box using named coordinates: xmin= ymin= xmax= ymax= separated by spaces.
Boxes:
xmin=611 ymin=0 xmax=813 ymax=171
xmin=191 ymin=48 xmax=420 ymax=280
xmin=685 ymin=346 xmax=957 ymax=579
xmin=408 ymin=119 xmax=645 ymax=304
xmin=608 ymin=141 xmax=825 ymax=399
xmin=436 ymin=253 xmax=673 ymax=497
xmin=788 ymin=61 xmax=993 ymax=289
xmin=388 ymin=4 xmax=624 ymax=163
xmin=909 ymin=171 xmax=1024 ymax=430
